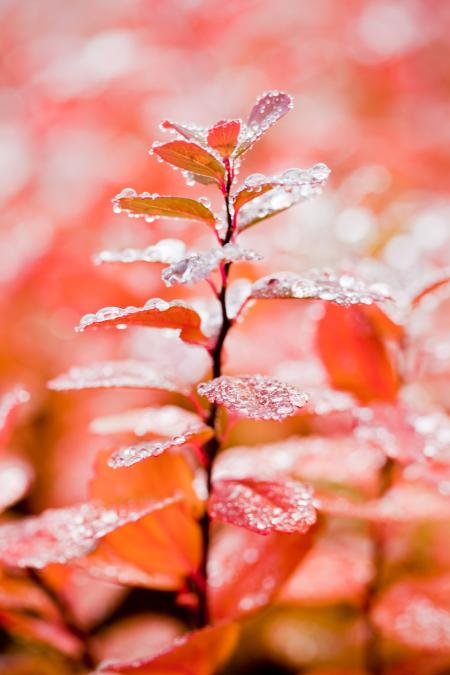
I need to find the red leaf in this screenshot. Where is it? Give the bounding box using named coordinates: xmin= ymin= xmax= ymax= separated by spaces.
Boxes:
xmin=373 ymin=575 xmax=450 ymax=653
xmin=233 ymin=182 xmax=277 ymax=212
xmin=99 ymin=623 xmax=239 ymax=674
xmin=197 ymin=375 xmax=309 ymax=420
xmin=0 ymin=498 xmax=180 ymax=569
xmin=209 ymin=479 xmax=316 ymax=535
xmin=207 ymin=119 xmax=240 ymax=158
xmin=209 ymin=526 xmax=316 ymax=621
xmin=316 ymin=303 xmax=402 ymax=403
xmin=161 ymin=120 xmax=205 ymax=143
xmin=0 ymin=571 xmax=58 ymax=618
xmin=152 ymin=140 xmax=225 ymax=187
xmin=0 ymin=458 xmax=34 ymax=513
xmin=236 ymin=90 xmax=293 ymax=156
xmin=0 ymin=610 xmax=82 ymax=657
xmin=112 ymin=193 xmax=216 ymax=229
xmin=108 ymin=425 xmax=213 ymax=468
xmin=89 ymin=450 xmax=202 ymax=585
xmin=76 ymin=299 xmax=210 ymax=347
xmin=48 ymin=360 xmax=190 ymax=395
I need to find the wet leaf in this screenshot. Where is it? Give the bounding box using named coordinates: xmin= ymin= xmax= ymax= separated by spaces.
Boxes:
xmin=108 ymin=425 xmax=213 ymax=469
xmin=0 ymin=498 xmax=181 ymax=568
xmin=111 ymin=192 xmax=216 ymax=229
xmin=99 ymin=622 xmax=239 ymax=674
xmin=210 ymin=478 xmax=316 ymax=535
xmin=207 ymin=120 xmax=240 ymax=158
xmin=251 ymin=270 xmax=390 ymax=307
xmin=236 ymin=91 xmax=293 ymax=156
xmin=0 ymin=458 xmax=34 ymax=513
xmin=48 ymin=360 xmax=189 ymax=394
xmin=93 ymin=239 xmax=187 ymax=266
xmin=209 ymin=526 xmax=316 ymax=621
xmin=152 ymin=140 xmax=225 ymax=187
xmin=76 ymin=299 xmax=210 ymax=347
xmin=197 ymin=375 xmax=309 ymax=421
xmin=0 ymin=386 xmax=29 ymax=449
xmin=316 ymin=304 xmax=402 ymax=403
xmin=90 ymin=451 xmax=202 ymax=583
xmin=90 ymin=405 xmax=201 ymax=438
xmin=161 ymin=120 xmax=206 ymax=143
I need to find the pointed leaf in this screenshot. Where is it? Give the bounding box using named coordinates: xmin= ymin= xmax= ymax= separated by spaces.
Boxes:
xmin=152 ymin=140 xmax=225 ymax=187
xmin=251 ymin=270 xmax=391 ymax=307
xmin=0 ymin=497 xmax=181 ymax=568
xmin=207 ymin=119 xmax=240 ymax=158
xmin=90 ymin=405 xmax=201 ymax=438
xmin=316 ymin=304 xmax=402 ymax=403
xmin=112 ymin=192 xmax=216 ymax=229
xmin=161 ymin=119 xmax=206 ymax=143
xmin=99 ymin=623 xmax=239 ymax=674
xmin=90 ymin=450 xmax=202 ymax=583
xmin=210 ymin=478 xmax=316 ymax=535
xmin=236 ymin=90 xmax=293 ymax=156
xmin=108 ymin=425 xmax=213 ymax=468
xmin=76 ymin=299 xmax=210 ymax=347
xmin=209 ymin=526 xmax=316 ymax=621
xmin=197 ymin=375 xmax=309 ymax=421
xmin=48 ymin=360 xmax=189 ymax=394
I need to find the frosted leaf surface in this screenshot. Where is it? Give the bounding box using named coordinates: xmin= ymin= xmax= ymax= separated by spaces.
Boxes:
xmin=76 ymin=298 xmax=209 ymax=346
xmin=0 ymin=496 xmax=181 ymax=568
xmin=0 ymin=458 xmax=34 ymax=513
xmin=162 ymin=244 xmax=261 ymax=287
xmin=197 ymin=375 xmax=309 ymax=421
xmin=210 ymin=479 xmax=316 ymax=535
xmin=93 ymin=239 xmax=187 ymax=265
xmin=48 ymin=360 xmax=187 ymax=394
xmin=108 ymin=426 xmax=212 ymax=469
xmin=90 ymin=405 xmax=201 ymax=438
xmin=251 ymin=270 xmax=391 ymax=306
xmin=236 ymin=164 xmax=330 ymax=231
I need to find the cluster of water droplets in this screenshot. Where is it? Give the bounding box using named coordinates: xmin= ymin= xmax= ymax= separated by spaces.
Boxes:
xmin=48 ymin=360 xmax=184 ymax=394
xmin=197 ymin=375 xmax=309 ymax=421
xmin=90 ymin=405 xmax=200 ymax=438
xmin=210 ymin=479 xmax=316 ymax=535
xmin=0 ymin=497 xmax=180 ymax=568
xmin=251 ymin=269 xmax=391 ymax=306
xmin=162 ymin=244 xmax=262 ymax=287
xmin=108 ymin=425 xmax=207 ymax=469
xmin=94 ymin=239 xmax=187 ymax=266
xmin=76 ymin=297 xmax=191 ymax=332
xmin=236 ymin=164 xmax=331 ymax=230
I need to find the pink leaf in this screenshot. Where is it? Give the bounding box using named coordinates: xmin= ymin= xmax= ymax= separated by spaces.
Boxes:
xmin=76 ymin=299 xmax=210 ymax=347
xmin=90 ymin=405 xmax=201 ymax=438
xmin=207 ymin=119 xmax=241 ymax=158
xmin=99 ymin=623 xmax=239 ymax=674
xmin=0 ymin=496 xmax=181 ymax=568
xmin=236 ymin=90 xmax=293 ymax=156
xmin=0 ymin=458 xmax=34 ymax=513
xmin=251 ymin=270 xmax=391 ymax=307
xmin=152 ymin=140 xmax=225 ymax=187
xmin=197 ymin=375 xmax=309 ymax=421
xmin=108 ymin=425 xmax=213 ymax=469
xmin=48 ymin=360 xmax=189 ymax=394
xmin=0 ymin=386 xmax=29 ymax=449
xmin=209 ymin=478 xmax=316 ymax=535
xmin=161 ymin=119 xmax=206 ymax=143
xmin=111 ymin=191 xmax=216 ymax=229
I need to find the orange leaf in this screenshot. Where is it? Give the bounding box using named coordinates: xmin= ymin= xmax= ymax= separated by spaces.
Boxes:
xmin=0 ymin=610 xmax=82 ymax=657
xmin=98 ymin=623 xmax=239 ymax=675
xmin=153 ymin=141 xmax=225 ymax=187
xmin=89 ymin=450 xmax=202 ymax=584
xmin=209 ymin=478 xmax=316 ymax=535
xmin=207 ymin=120 xmax=240 ymax=159
xmin=114 ymin=195 xmax=216 ymax=229
xmin=77 ymin=299 xmax=210 ymax=347
xmin=209 ymin=525 xmax=316 ymax=621
xmin=316 ymin=303 xmax=401 ymax=403
xmin=233 ymin=182 xmax=276 ymax=212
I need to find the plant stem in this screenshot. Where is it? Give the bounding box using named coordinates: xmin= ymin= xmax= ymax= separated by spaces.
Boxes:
xmin=27 ymin=568 xmax=95 ymax=671
xmin=362 ymin=457 xmax=395 ymax=674
xmin=194 ymin=165 xmax=235 ymax=628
